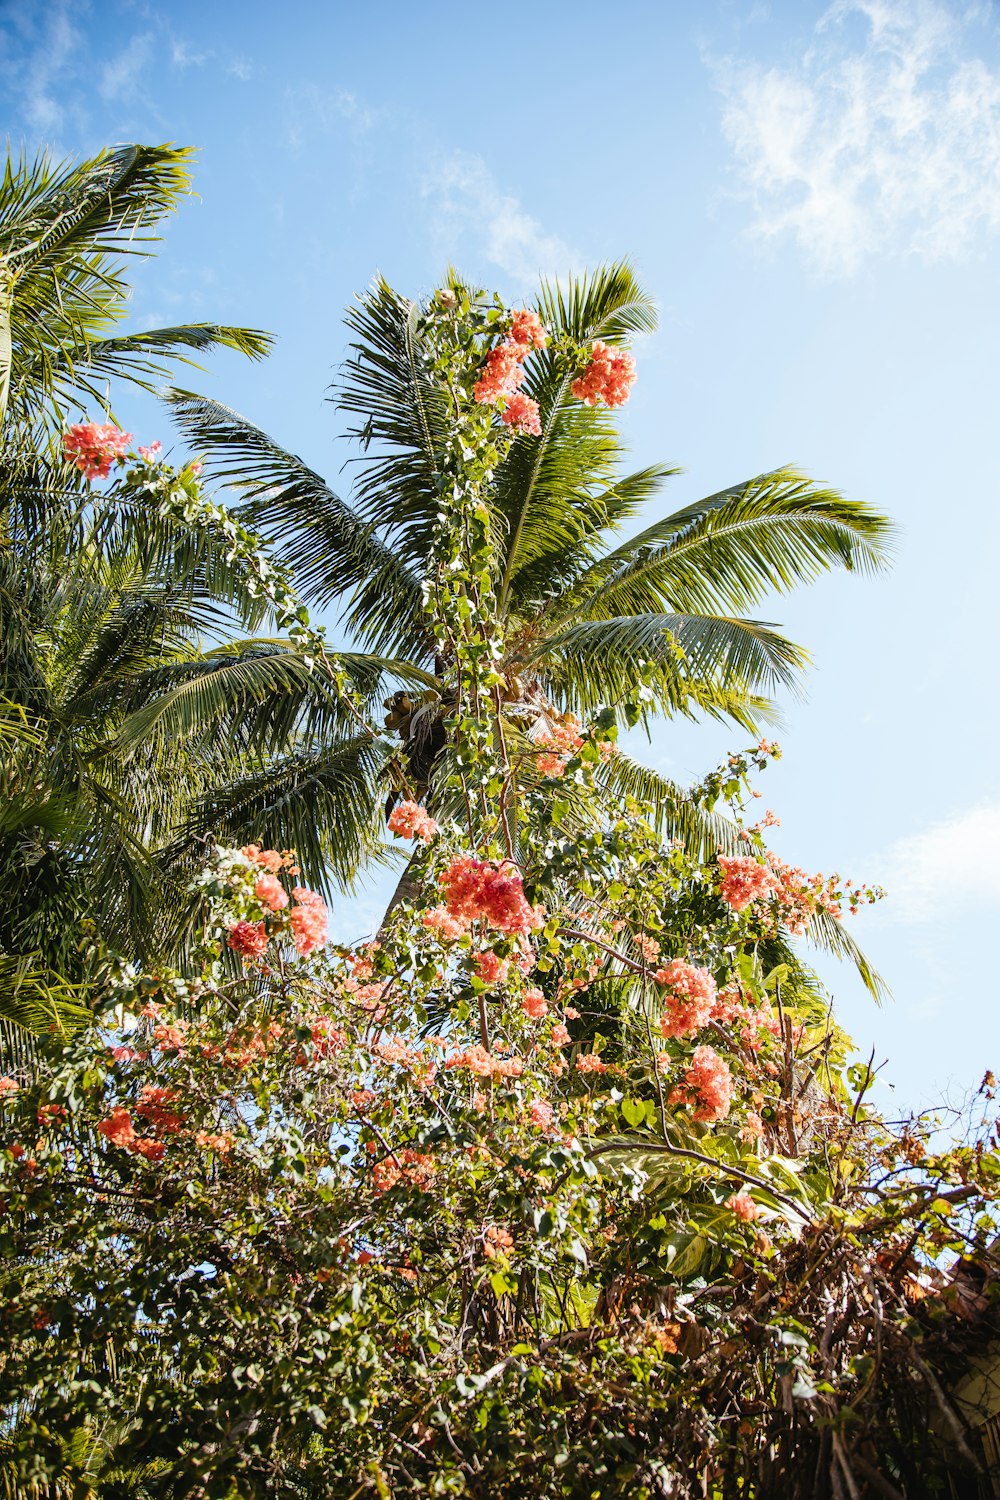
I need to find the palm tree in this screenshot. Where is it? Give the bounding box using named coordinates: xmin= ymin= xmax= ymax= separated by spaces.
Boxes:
xmin=0 ymin=142 xmax=271 ymax=442
xmin=169 ymin=270 xmax=887 ymax=811
xmin=0 ymin=139 xmax=333 ymax=1029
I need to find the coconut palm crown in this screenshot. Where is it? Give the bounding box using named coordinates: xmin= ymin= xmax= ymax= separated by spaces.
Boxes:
xmin=170 ymin=265 xmax=891 ymax=825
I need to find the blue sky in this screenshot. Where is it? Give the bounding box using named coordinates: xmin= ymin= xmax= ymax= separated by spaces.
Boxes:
xmin=4 ymin=0 xmax=999 ymax=1109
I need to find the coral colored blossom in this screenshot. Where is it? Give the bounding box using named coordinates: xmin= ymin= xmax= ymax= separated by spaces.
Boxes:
xmin=304 ymin=1016 xmax=347 ymax=1059
xmin=387 ymin=800 xmax=439 ymax=842
xmin=473 ymin=949 xmax=510 ymax=985
xmin=717 ymin=855 xmax=780 ymax=913
xmin=289 ymin=888 xmax=328 ymax=955
xmin=669 ymin=1045 xmax=733 ymax=1124
xmin=0 ymin=1077 xmax=19 ymax=1098
xmin=576 ymin=1053 xmax=608 ymax=1075
xmin=473 ymin=343 xmax=525 ymax=404
xmin=62 ymin=422 xmax=131 ymax=480
xmin=726 ymin=1190 xmax=759 ymax=1223
xmin=656 ymin=959 xmax=717 ymax=1039
xmin=438 ymin=857 xmax=543 ymax=937
xmin=227 ymin=920 xmax=269 ymax=960
xmin=423 ymin=905 xmax=467 ymax=940
xmin=529 ymin=1099 xmax=555 ymax=1131
xmin=521 ymin=987 xmax=548 ymax=1019
xmin=508 ymin=308 xmax=547 ymax=351
xmin=137 ymin=441 xmax=162 ymax=463
xmin=483 ymin=1224 xmax=515 ymax=1259
xmin=570 ymin=341 xmax=636 ymax=409
xmin=241 ymin=844 xmax=288 ymax=873
xmin=97 ymin=1107 xmax=137 ymax=1150
xmin=551 ymin=1024 xmax=571 ymax=1047
xmin=152 ymin=1021 xmax=187 ymax=1053
xmin=501 ymin=392 xmax=542 ymax=435
xmin=195 ymin=1130 xmax=234 ymax=1155
xmin=373 ymin=1148 xmax=436 ymax=1194
xmin=255 ymin=872 xmax=289 ymax=911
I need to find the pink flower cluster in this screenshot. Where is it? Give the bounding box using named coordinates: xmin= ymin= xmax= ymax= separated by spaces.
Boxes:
xmin=437 ymin=857 xmax=544 ymax=937
xmin=444 ymin=1044 xmax=524 ymax=1079
xmin=529 ymin=1099 xmax=555 ymax=1131
xmin=473 ymin=949 xmax=510 ymax=985
xmin=726 ymin=1189 xmax=759 ymax=1223
xmin=373 ymin=1148 xmax=436 ymax=1195
xmin=717 ymin=855 xmax=780 ymax=914
xmin=97 ymin=1086 xmax=183 ymax=1164
xmin=521 ymin=987 xmax=548 ymax=1019
xmin=473 ymin=308 xmax=546 ymax=433
xmin=534 ymin=718 xmax=585 ymax=778
xmin=669 ymin=1045 xmax=733 ymax=1124
xmin=62 ymin=422 xmax=132 ymax=480
xmin=570 ymin=341 xmax=636 ymax=409
xmin=655 ymin=958 xmax=717 ymax=1038
xmin=289 ymin=887 xmax=328 ymax=955
xmin=501 ymin=392 xmax=542 ymax=435
xmin=255 ymin=872 xmax=288 ymax=911
xmin=227 ymin=920 xmax=269 ymax=960
xmin=387 ymin=800 xmax=439 ymax=842
xmin=242 ymin=845 xmax=298 ymax=875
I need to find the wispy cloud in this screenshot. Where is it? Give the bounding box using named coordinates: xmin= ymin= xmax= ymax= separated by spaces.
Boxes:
xmin=99 ymin=32 xmax=153 ymax=104
xmin=422 ymin=152 xmax=582 ymax=284
xmin=716 ymin=0 xmax=1000 ymax=274
xmin=878 ymin=803 xmax=1000 ymax=922
xmin=1 ymin=0 xmax=83 ymax=136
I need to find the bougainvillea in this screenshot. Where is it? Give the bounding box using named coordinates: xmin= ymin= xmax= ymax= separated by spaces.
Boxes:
xmin=2 ymin=284 xmax=996 ymax=1500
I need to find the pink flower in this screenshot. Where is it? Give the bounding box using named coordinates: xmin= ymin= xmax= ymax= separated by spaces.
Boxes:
xmin=726 ymin=1190 xmax=759 ymax=1223
xmin=255 ymin=872 xmax=289 ymax=911
xmin=576 ymin=1053 xmax=608 ymax=1075
xmin=152 ymin=1021 xmax=187 ymax=1054
xmin=387 ymin=800 xmax=439 ymax=841
xmin=501 ymin=393 xmax=542 ymax=435
xmin=669 ymin=1045 xmax=733 ymax=1124
xmin=241 ymin=844 xmax=294 ymax=874
xmin=422 ymin=905 xmax=467 ymax=941
xmin=135 ymin=1085 xmax=183 ymax=1135
xmin=551 ymin=1023 xmax=571 ymax=1047
xmin=289 ymin=888 xmax=328 ymax=955
xmin=304 ymin=1015 xmax=346 ymax=1058
xmin=195 ymin=1130 xmax=234 ymax=1155
xmin=473 ymin=343 xmax=525 ymax=404
xmin=190 ymin=461 xmax=204 ymax=477
xmin=521 ymin=987 xmax=548 ymax=1019
xmin=97 ymin=1106 xmax=137 ymax=1149
xmin=570 ymin=341 xmax=636 ymax=409
xmin=508 ymin=308 xmax=547 ymax=351
xmin=137 ymin=441 xmax=163 ymax=463
xmin=655 ymin=959 xmax=717 ymax=1039
xmin=529 ymin=1099 xmax=555 ymax=1130
xmin=62 ymin=422 xmax=132 ymax=480
xmin=227 ymin=921 xmax=269 ymax=960
xmin=717 ymin=855 xmax=779 ymax=913
xmin=438 ymin=857 xmax=543 ymax=937
xmin=0 ymin=1077 xmax=19 ymax=1098
xmin=473 ymin=949 xmax=509 ymax=985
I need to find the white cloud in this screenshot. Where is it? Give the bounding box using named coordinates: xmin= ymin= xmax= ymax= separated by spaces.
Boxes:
xmin=716 ymin=0 xmax=1000 ymax=274
xmin=99 ymin=32 xmax=153 ymax=103
xmin=878 ymin=803 xmax=1000 ymax=922
xmin=171 ymin=40 xmax=208 ymax=68
xmin=2 ymin=0 xmax=81 ymax=135
xmin=422 ymin=152 xmax=582 ymax=284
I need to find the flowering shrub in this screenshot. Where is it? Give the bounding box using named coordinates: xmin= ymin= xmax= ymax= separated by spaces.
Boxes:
xmin=3 ymin=287 xmax=996 ymax=1499
xmin=62 ymin=421 xmax=132 ymax=479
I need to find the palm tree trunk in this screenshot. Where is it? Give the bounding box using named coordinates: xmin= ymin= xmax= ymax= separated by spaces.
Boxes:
xmin=376 ymin=852 xmax=422 ymax=940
